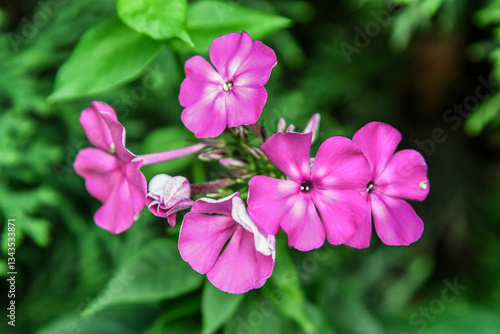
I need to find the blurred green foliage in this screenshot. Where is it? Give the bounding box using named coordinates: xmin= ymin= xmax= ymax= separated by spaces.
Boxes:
xmin=1 ymin=0 xmax=500 ymax=333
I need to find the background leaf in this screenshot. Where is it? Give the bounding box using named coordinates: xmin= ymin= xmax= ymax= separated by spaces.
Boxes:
xmin=83 ymin=238 xmax=203 ymax=315
xmin=181 ymin=0 xmax=291 ymax=53
xmin=117 ymin=0 xmax=192 ymax=45
xmin=201 ymin=280 xmax=245 ymax=334
xmin=49 ymin=16 xmax=163 ymax=102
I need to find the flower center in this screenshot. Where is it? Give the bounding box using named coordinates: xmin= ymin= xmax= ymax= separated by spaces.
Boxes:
xmin=366 ymin=181 xmax=374 ymax=193
xmin=300 ymin=180 xmax=313 ymax=192
xmin=223 ymin=81 xmax=233 ymax=92
xmin=109 ymin=143 xmax=116 ymax=154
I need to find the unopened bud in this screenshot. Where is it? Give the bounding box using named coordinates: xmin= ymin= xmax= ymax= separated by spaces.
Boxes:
xmin=146 ymin=174 xmax=194 ymax=227
xmin=219 ymin=158 xmax=247 ymax=169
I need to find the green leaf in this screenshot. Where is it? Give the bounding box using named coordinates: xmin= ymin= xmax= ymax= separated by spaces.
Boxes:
xmin=183 ymin=0 xmax=292 ymax=53
xmin=144 ymin=297 xmax=201 ymax=334
xmin=117 ymin=0 xmax=192 ymax=45
xmin=262 ymin=236 xmax=314 ymax=333
xmin=141 ymin=126 xmax=197 ymax=179
xmin=201 ymin=280 xmax=245 ymax=334
xmin=465 ymin=91 xmax=500 ymax=136
xmin=83 ymin=238 xmax=202 ymax=315
xmin=223 ymin=292 xmax=295 ymax=334
xmin=49 ymin=16 xmax=163 ymax=102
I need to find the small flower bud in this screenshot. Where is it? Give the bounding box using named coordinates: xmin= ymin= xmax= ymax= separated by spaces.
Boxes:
xmin=146 ymin=174 xmax=194 ymax=227
xmin=219 ymin=158 xmax=247 ymax=169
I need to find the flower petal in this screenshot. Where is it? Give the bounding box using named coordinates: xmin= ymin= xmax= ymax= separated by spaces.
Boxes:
xmin=102 ymin=114 xmax=135 ymax=163
xmin=312 ymin=189 xmax=368 ymax=245
xmin=376 ymin=149 xmax=429 ymax=201
xmin=353 ymin=122 xmax=402 ymax=180
xmin=281 ymin=195 xmax=325 ymax=251
xmin=344 ymin=203 xmax=373 ymax=249
xmin=311 ymin=136 xmax=370 ymax=191
xmin=248 ymin=176 xmax=299 ymax=235
xmin=179 ymin=55 xmax=224 ymax=107
xmin=231 ymin=196 xmax=275 ymax=257
xmin=93 ymin=160 xmax=146 ymax=234
xmin=371 ymin=193 xmax=424 ymax=245
xmin=261 ymin=132 xmax=312 ymax=183
xmin=225 ymin=86 xmax=267 ymax=128
xmin=179 ymin=213 xmax=238 ymax=274
xmin=79 ymin=101 xmax=117 ymax=151
xmin=74 ymin=148 xmax=122 ymax=203
xmin=181 ymin=90 xmax=227 ymax=138
xmin=232 ymin=39 xmax=277 ymax=87
xmin=210 ymin=31 xmax=253 ymax=81
xmin=207 ymin=227 xmax=275 ymax=294
xmin=303 ymin=113 xmax=321 ymax=143
xmin=189 ymin=193 xmax=240 ymax=216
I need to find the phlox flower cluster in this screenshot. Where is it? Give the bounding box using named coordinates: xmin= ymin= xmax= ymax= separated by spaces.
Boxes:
xmin=74 ymin=31 xmax=429 ymax=294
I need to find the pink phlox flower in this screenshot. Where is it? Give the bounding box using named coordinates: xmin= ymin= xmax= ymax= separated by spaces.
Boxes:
xmin=345 ymin=122 xmax=430 ymax=249
xmin=74 ymin=101 xmax=147 ymax=234
xmin=248 ymin=131 xmax=370 ymax=251
xmin=179 ymin=193 xmax=275 ymax=294
xmin=179 ymin=31 xmax=277 ymax=138
xmin=146 ymin=174 xmax=194 ymax=227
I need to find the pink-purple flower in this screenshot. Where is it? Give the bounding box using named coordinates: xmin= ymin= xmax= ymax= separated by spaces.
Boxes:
xmin=179 ymin=193 xmax=275 ymax=294
xmin=146 ymin=174 xmax=194 ymax=227
xmin=345 ymin=122 xmax=430 ymax=248
xmin=248 ymin=132 xmax=370 ymax=251
xmin=179 ymin=31 xmax=277 ymax=138
xmin=74 ymin=101 xmax=147 ymax=234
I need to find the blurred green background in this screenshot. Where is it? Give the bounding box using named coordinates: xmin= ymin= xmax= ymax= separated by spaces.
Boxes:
xmin=1 ymin=0 xmax=500 ymax=333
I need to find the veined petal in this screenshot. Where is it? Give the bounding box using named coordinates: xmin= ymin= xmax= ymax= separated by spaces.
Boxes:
xmin=261 ymin=132 xmax=312 ymax=183
xmin=311 ymin=136 xmax=370 ymax=191
xmin=179 ymin=213 xmax=238 ymax=274
xmin=189 ymin=193 xmax=240 ymax=216
xmin=312 ymin=189 xmax=368 ymax=245
xmin=80 ymin=101 xmax=117 ymax=151
xmin=353 ymin=122 xmax=402 ymax=180
xmin=371 ymin=193 xmax=424 ymax=245
xmin=248 ymin=176 xmax=299 ymax=235
xmin=376 ymin=149 xmax=429 ymax=201
xmin=232 ymin=39 xmax=277 ymax=87
xmin=94 ymin=160 xmax=146 ymax=234
xmin=225 ymin=86 xmax=267 ymax=128
xmin=210 ymin=31 xmax=253 ymax=81
xmin=74 ymin=148 xmax=122 ymax=203
xmin=281 ymin=195 xmax=325 ymax=251
xmin=102 ymin=114 xmax=135 ymax=163
xmin=231 ymin=196 xmax=275 ymax=258
xmin=179 ymin=55 xmax=224 ymax=107
xmin=207 ymin=227 xmax=275 ymax=294
xmin=344 ymin=202 xmax=373 ymax=249
xmin=181 ymin=90 xmax=227 ymax=138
